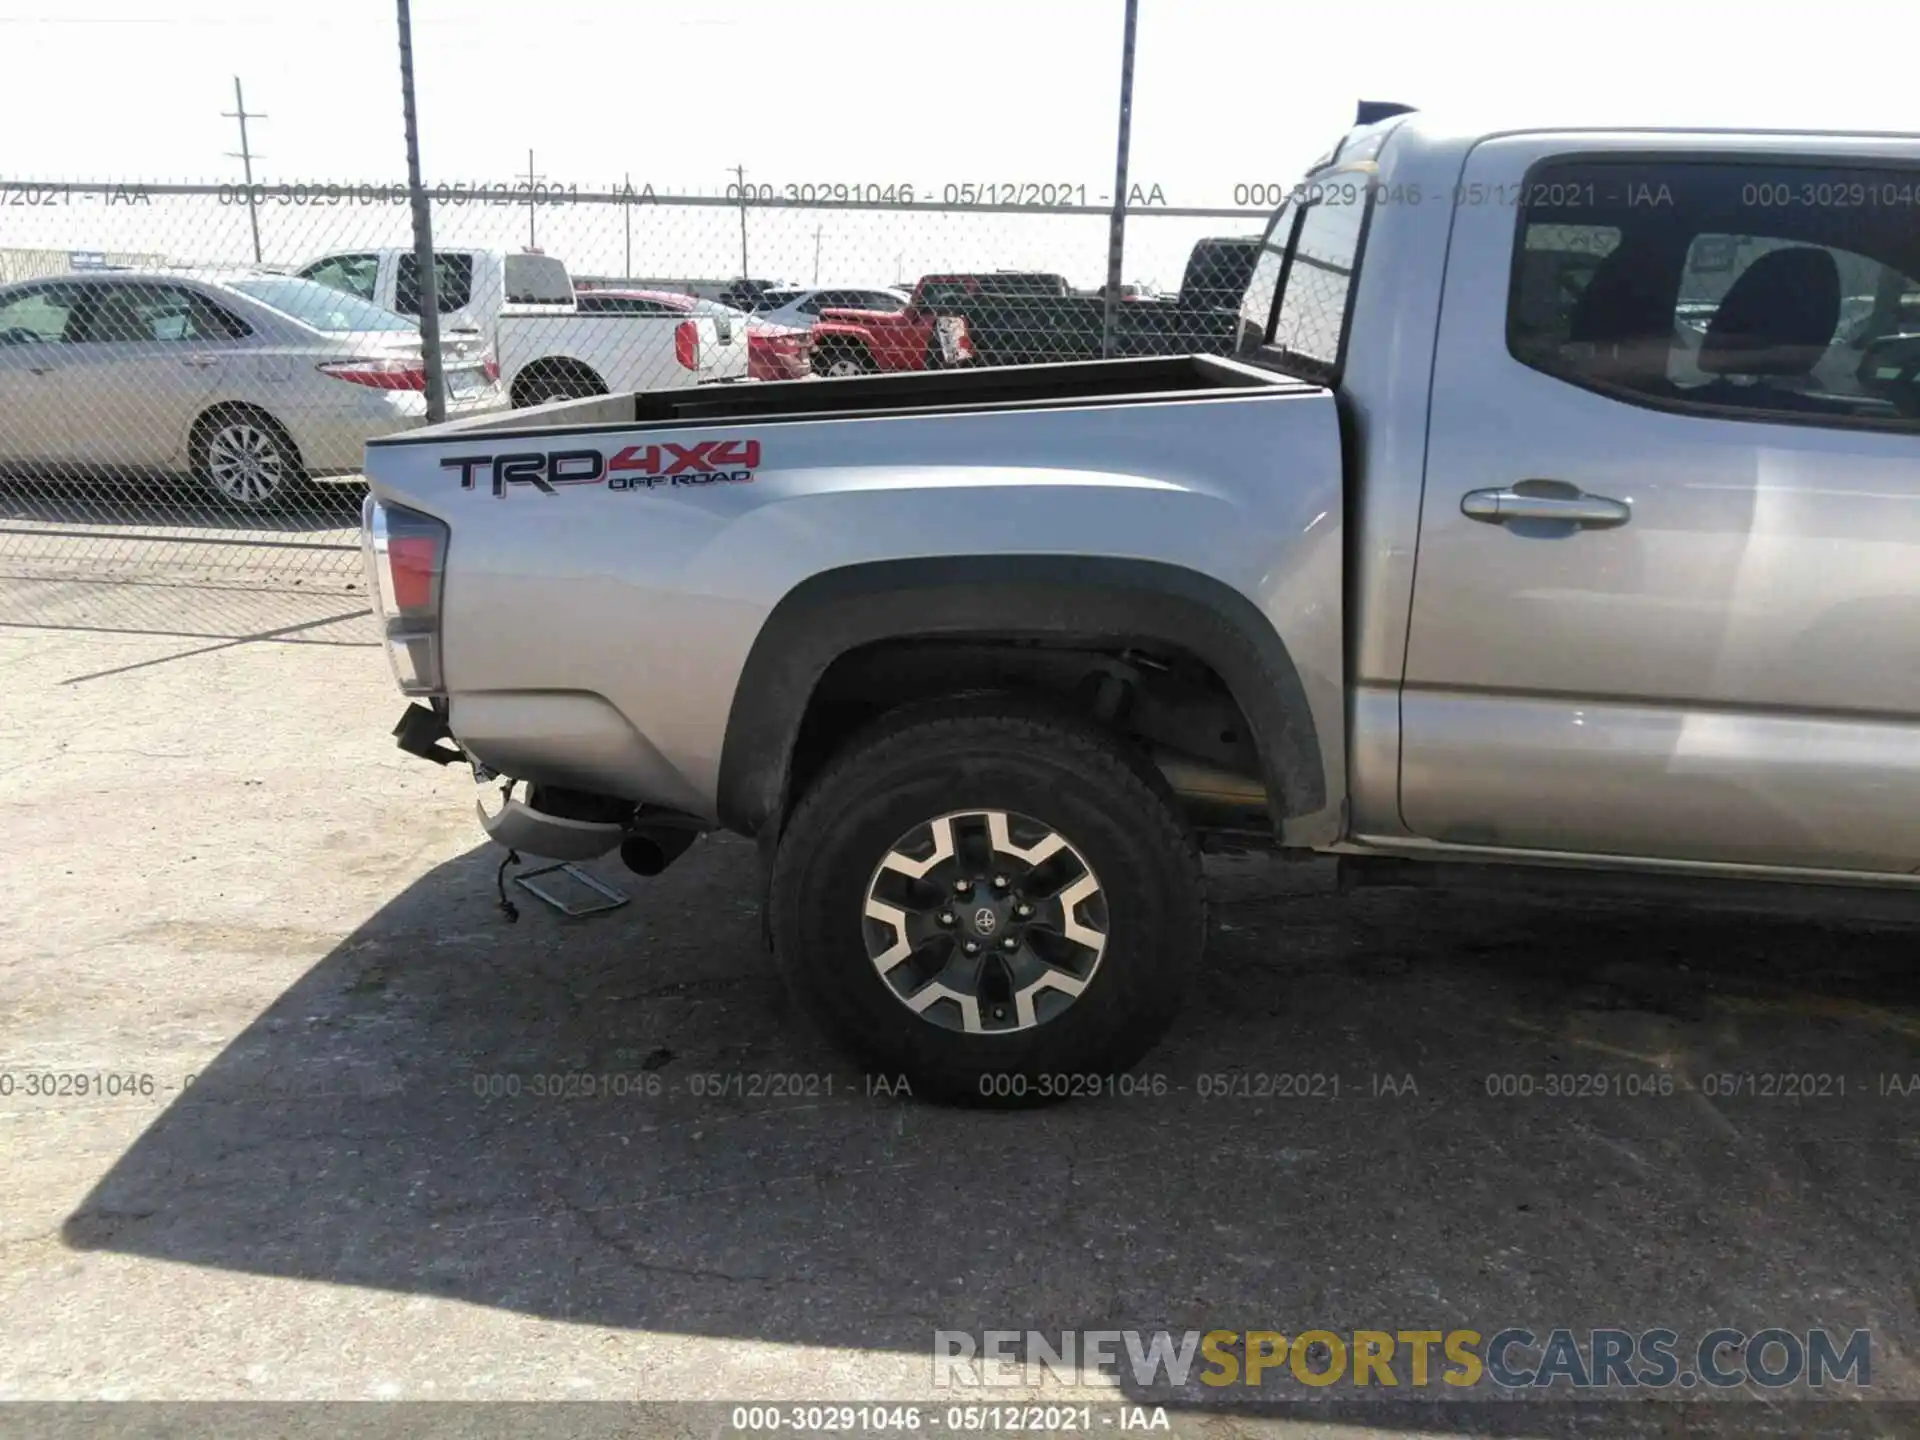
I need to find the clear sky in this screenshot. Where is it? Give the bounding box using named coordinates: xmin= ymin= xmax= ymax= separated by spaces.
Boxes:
xmin=2 ymin=0 xmax=1914 ymax=289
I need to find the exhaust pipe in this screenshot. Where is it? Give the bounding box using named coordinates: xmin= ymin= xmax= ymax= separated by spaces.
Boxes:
xmin=620 ymin=821 xmax=700 ymax=877
xmin=1151 ymin=749 xmax=1269 ymax=816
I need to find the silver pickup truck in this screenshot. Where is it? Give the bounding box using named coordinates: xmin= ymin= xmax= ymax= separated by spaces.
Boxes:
xmin=361 ymin=109 xmax=1920 ymax=1101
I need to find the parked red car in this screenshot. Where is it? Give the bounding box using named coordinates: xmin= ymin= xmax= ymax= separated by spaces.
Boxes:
xmin=810 ymin=285 xmax=974 ymax=375
xmin=745 ymin=320 xmax=813 ymax=381
xmin=573 ymin=288 xmax=811 ymax=382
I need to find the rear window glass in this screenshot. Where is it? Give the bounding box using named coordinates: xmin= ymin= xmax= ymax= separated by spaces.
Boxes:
xmin=1237 ymin=206 xmax=1293 ymax=350
xmin=225 ymin=277 xmax=415 ymax=332
xmin=1270 ymin=188 xmax=1370 ymax=374
xmin=395 ymin=253 xmax=474 ymax=315
xmin=503 ymin=254 xmax=573 ymax=305
xmin=978 ymin=274 xmax=1068 ymax=296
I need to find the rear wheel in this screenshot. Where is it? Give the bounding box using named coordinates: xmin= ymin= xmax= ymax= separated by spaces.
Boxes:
xmin=511 ymin=361 xmax=607 ymax=408
xmin=192 ymin=409 xmax=303 ymax=509
xmin=769 ymin=708 xmax=1205 ymax=1105
xmin=812 ymin=341 xmax=875 ymax=378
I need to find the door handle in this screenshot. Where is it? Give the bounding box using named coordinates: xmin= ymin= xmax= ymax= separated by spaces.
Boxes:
xmin=26 ymin=365 xmax=53 ymax=375
xmin=1461 ymin=482 xmax=1631 ymax=529
xmin=181 ymin=355 xmax=219 ymax=369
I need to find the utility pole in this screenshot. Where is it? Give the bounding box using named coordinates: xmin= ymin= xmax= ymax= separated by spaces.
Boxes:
xmin=812 ymin=225 xmax=822 ymax=285
xmin=731 ymin=163 xmax=750 ymax=280
xmin=522 ymin=148 xmax=545 ymax=249
xmin=1100 ymin=0 xmax=1140 ymax=359
xmin=396 ymin=0 xmax=444 ymax=422
xmin=223 ymin=76 xmax=266 ymax=264
xmin=623 ymin=170 xmax=634 ymax=279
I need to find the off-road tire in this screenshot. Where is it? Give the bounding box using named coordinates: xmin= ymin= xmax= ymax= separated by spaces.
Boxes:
xmin=768 ymin=706 xmax=1206 ymax=1106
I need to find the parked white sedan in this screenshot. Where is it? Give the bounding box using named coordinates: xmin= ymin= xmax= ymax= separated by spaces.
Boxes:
xmin=747 ymin=286 xmax=909 ymax=331
xmin=0 ymin=271 xmax=505 ymax=507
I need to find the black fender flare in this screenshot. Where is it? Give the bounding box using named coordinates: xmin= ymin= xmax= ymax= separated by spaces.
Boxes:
xmin=716 ymin=556 xmax=1325 ymax=837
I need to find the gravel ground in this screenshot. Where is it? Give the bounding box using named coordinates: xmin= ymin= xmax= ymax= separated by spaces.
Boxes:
xmin=1 ymin=578 xmax=1916 ymax=1438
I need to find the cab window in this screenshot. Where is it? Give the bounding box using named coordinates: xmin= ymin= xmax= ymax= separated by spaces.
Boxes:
xmin=1237 ymin=169 xmax=1374 ymax=383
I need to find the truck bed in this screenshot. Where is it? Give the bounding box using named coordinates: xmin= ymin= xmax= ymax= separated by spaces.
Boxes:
xmin=381 ymin=353 xmax=1314 ymax=446
xmin=361 ymin=349 xmax=1346 ymax=839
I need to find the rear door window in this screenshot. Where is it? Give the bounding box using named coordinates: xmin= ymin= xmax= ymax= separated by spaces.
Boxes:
xmin=396 ymin=252 xmax=475 ymax=314
xmin=1508 ymin=157 xmax=1920 ymax=429
xmin=73 ymin=283 xmax=248 ymax=344
xmin=0 ymin=282 xmax=85 ymax=343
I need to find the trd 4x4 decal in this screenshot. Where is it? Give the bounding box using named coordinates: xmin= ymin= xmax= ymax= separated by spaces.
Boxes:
xmin=440 ymin=439 xmax=761 ymax=496
xmin=608 ymin=440 xmax=760 ymax=490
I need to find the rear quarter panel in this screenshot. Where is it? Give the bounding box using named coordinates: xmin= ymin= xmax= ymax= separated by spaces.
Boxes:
xmin=363 ymin=391 xmax=1347 ymax=834
xmin=496 ymin=313 xmax=706 ymax=394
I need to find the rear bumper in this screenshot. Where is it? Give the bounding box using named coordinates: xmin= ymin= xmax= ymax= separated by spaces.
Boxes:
xmin=290 ymin=384 xmax=509 ymax=474
xmin=390 ymin=701 xmax=632 ymax=861
xmin=477 ymin=789 xmax=627 ymax=862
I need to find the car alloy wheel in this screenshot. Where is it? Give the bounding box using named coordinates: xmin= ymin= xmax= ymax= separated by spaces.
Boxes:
xmin=204 ymin=421 xmax=289 ymax=504
xmin=823 ymin=357 xmax=867 ymax=377
xmin=862 ymin=808 xmax=1108 ymax=1034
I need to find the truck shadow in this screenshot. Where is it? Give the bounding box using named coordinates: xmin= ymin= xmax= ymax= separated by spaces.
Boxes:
xmin=60 ymin=835 xmax=1920 ymax=1427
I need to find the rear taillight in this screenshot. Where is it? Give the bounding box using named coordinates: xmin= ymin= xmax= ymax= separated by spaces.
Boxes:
xmin=361 ymin=495 xmax=448 ymax=695
xmin=482 ymin=351 xmax=500 ymax=383
xmin=319 ymin=357 xmax=430 ymax=391
xmin=674 ymin=319 xmax=698 ymax=370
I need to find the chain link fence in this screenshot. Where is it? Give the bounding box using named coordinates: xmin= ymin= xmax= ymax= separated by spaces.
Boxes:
xmin=0 ymin=177 xmax=1273 ymax=633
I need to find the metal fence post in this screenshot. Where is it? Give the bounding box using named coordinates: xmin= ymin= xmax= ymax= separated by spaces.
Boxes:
xmin=396 ymin=0 xmax=445 ymax=423
xmin=1099 ymin=0 xmax=1140 ymax=360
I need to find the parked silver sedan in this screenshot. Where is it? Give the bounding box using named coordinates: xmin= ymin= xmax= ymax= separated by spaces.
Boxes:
xmin=0 ymin=271 xmax=506 ymax=507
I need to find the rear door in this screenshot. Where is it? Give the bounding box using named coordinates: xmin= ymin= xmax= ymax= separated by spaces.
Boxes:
xmin=1400 ymin=136 xmax=1920 ymax=874
xmin=62 ymin=281 xmax=237 ymax=469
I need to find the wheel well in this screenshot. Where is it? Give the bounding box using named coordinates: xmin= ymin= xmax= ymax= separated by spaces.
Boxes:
xmin=786 ymin=639 xmax=1269 ymax=833
xmin=716 ymin=557 xmax=1327 ymax=843
xmin=510 ymin=357 xmax=607 ymax=407
xmin=189 ymin=402 xmax=302 ymax=472
xmin=812 ymin=335 xmax=874 ymax=369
